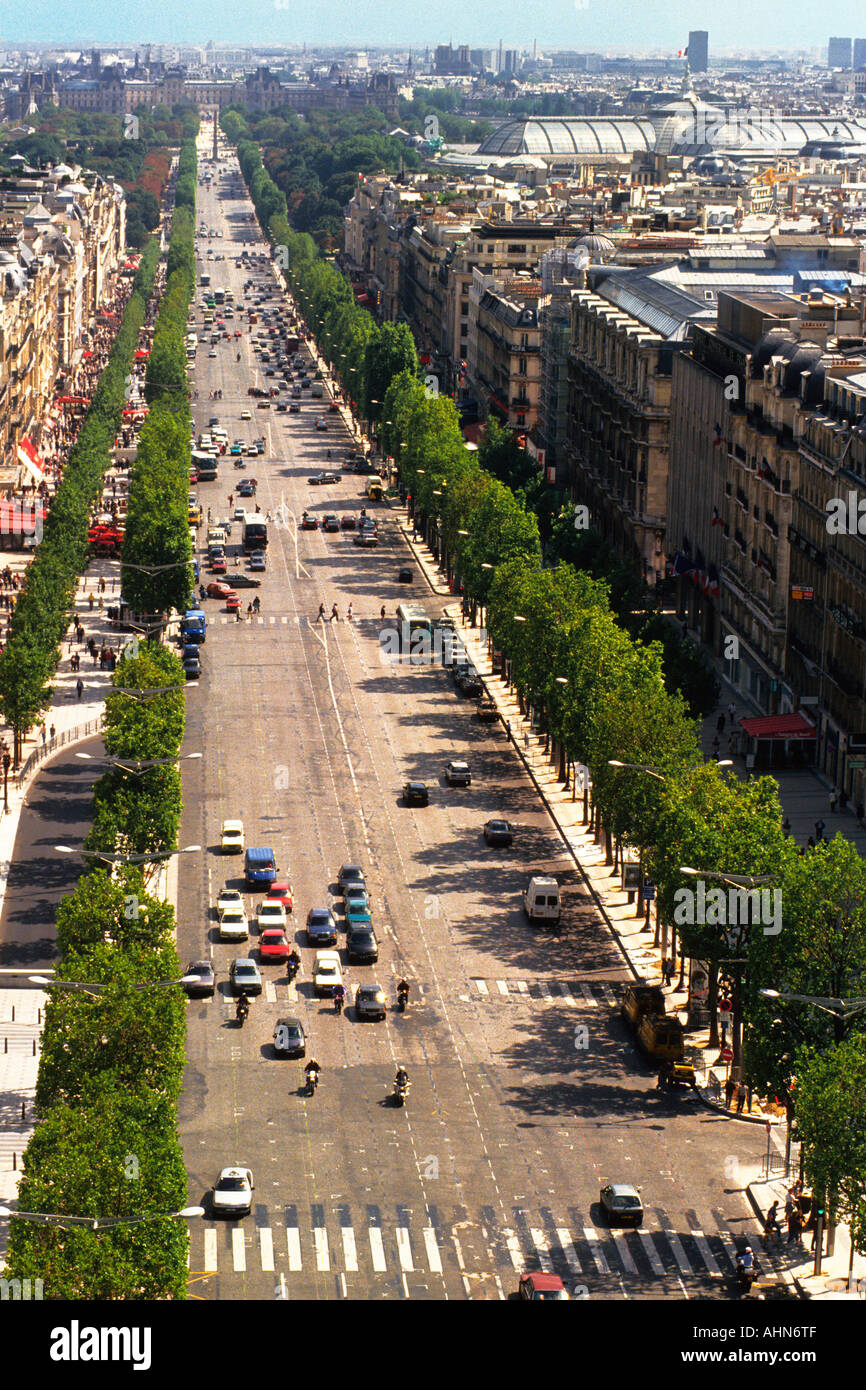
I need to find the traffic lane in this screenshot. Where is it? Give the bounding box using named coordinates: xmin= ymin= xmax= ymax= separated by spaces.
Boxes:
xmin=0 ymin=736 xmax=104 ymax=970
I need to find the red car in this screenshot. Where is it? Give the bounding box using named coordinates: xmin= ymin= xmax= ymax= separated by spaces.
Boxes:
xmin=225 ymin=592 xmax=240 ymax=612
xmin=206 ymin=581 xmax=232 ymax=599
xmin=266 ymin=881 xmax=294 ymax=913
xmin=210 ymin=555 xmax=227 ymax=573
xmin=328 ymin=402 xmax=339 ymax=413
xmin=340 ymin=515 xmax=356 ymax=530
xmin=259 ymin=928 xmax=290 ymax=962
xmin=518 ymin=1272 xmax=569 ymax=1301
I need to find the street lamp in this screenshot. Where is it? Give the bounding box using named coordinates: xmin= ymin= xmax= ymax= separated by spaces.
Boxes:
xmin=29 ymin=972 xmax=205 ymax=994
xmin=54 ymin=843 xmax=201 ymax=865
xmin=75 ymin=752 xmax=202 ymax=776
xmin=111 ymin=686 xmax=190 ymax=701
xmin=0 ymin=1203 xmax=205 ymax=1231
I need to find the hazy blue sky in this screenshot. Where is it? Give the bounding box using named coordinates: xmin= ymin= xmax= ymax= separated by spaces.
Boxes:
xmin=4 ymin=1 xmax=862 ymax=53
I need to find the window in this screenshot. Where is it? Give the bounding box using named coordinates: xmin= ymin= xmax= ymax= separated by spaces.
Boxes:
xmin=519 ymin=357 xmax=527 ymax=376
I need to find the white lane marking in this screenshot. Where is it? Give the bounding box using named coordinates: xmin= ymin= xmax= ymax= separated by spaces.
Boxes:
xmin=638 ymin=1229 xmax=667 ymax=1277
xmin=656 ymin=1217 xmax=693 ymax=1276
xmin=259 ymin=1227 xmax=275 ymax=1271
xmin=584 ymin=1226 xmax=610 ymax=1273
xmin=538 ymin=982 xmax=552 ymax=1001
xmin=203 ymin=1228 xmax=218 ymax=1272
xmin=341 ymin=1226 xmax=358 ymax=1272
xmin=368 ymin=1226 xmax=387 ymax=1272
xmin=558 ymin=983 xmax=577 ymax=1007
xmin=688 ymin=1220 xmax=722 ymax=1276
xmin=313 ymin=1227 xmax=330 ymax=1271
xmin=515 ymin=981 xmax=529 ymax=994
xmin=555 ymin=1228 xmax=581 ymax=1274
xmin=502 ymin=1228 xmax=523 ymax=1271
xmin=609 ymin=1228 xmax=639 ymax=1275
xmin=269 ymin=616 xmax=275 ymax=624
xmin=579 ymin=983 xmax=598 ymax=1007
xmin=396 ymin=1227 xmax=414 ymax=1272
xmin=232 ymin=1227 xmax=246 ymax=1271
xmin=529 ymin=1228 xmax=553 ymax=1272
xmin=265 ymin=980 xmax=276 ymax=1002
xmin=281 ymin=615 xmax=288 ymax=623
xmin=601 ymin=985 xmax=618 ymax=1007
xmin=423 ymin=1227 xmax=443 ymax=1273
xmin=473 ymin=978 xmax=489 ymax=996
xmin=286 ymin=1225 xmax=302 ymax=1271
xmin=496 ymin=979 xmax=509 ymax=995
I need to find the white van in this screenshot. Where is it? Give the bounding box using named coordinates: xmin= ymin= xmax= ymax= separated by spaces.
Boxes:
xmin=524 ymin=876 xmax=561 ymax=924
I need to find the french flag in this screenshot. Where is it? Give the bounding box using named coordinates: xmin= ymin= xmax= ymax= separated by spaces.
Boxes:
xmin=711 ymin=506 xmax=724 ymax=527
xmin=712 ymin=423 xmax=726 ymax=447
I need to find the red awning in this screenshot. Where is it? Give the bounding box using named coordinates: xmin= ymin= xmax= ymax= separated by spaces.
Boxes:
xmin=738 ymin=713 xmax=817 ymax=741
xmin=82 ymin=350 xmax=94 ymax=358
xmin=135 ymin=349 xmax=150 ymax=358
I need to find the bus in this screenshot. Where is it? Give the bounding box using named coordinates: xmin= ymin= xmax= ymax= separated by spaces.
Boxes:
xmin=396 ymin=603 xmax=432 ymax=658
xmin=213 ymin=288 xmax=226 ymax=305
xmin=192 ymin=449 xmax=218 ymax=482
xmin=199 ymin=271 xmax=211 ymax=288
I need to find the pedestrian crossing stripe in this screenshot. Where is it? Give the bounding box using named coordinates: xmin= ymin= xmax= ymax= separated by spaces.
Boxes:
xmin=470 ymin=978 xmax=623 ymax=1005
xmin=192 ymin=1207 xmax=766 ymax=1281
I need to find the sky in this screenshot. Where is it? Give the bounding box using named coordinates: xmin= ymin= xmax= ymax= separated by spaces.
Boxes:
xmin=4 ymin=1 xmax=864 ymax=54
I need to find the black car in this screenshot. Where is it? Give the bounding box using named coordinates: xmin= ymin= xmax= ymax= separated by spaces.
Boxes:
xmin=397 ymin=568 xmax=413 ymax=583
xmin=223 ymin=573 xmax=262 ymax=588
xmin=184 ymin=960 xmax=215 ymax=998
xmin=459 ymin=673 xmax=483 ymax=698
xmin=483 ymin=819 xmax=514 ymax=847
xmin=289 ymin=402 xmax=300 ymax=413
xmin=273 ymin=1015 xmax=306 ymax=1058
xmin=403 ymin=781 xmax=429 ymax=807
xmin=308 ymin=471 xmax=341 ymax=485
xmin=337 ymin=864 xmax=366 ymax=893
xmin=346 ymin=925 xmax=379 ymax=964
xmin=306 ymin=907 xmax=338 ymax=947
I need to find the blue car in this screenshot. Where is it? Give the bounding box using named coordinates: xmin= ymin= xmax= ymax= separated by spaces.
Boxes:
xmin=345 ymin=905 xmax=372 ymax=930
xmin=306 ymin=907 xmax=337 ymax=946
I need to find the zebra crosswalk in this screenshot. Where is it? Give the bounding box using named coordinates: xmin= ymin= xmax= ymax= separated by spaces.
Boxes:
xmin=188 ymin=1200 xmax=768 ymax=1290
xmin=468 ymin=979 xmax=621 ymax=1008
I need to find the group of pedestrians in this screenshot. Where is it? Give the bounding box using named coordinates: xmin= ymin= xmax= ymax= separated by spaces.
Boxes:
xmin=317 ymin=601 xmax=353 ymax=622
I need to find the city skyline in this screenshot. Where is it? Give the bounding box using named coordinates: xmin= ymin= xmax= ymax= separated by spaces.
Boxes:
xmin=6 ymin=2 xmax=866 ymax=55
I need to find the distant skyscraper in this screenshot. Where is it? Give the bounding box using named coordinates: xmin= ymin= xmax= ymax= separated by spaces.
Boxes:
xmin=854 ymin=38 xmax=866 ymax=70
xmin=688 ymin=31 xmax=708 ymax=73
xmin=828 ymin=36 xmax=852 ymax=68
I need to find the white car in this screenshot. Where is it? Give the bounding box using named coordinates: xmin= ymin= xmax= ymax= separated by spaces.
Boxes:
xmin=217 ymin=886 xmax=244 ymax=915
xmin=256 ymin=900 xmax=287 ymax=932
xmin=221 ymin=819 xmax=245 ymax=854
xmin=240 ymin=409 xmax=251 ymax=420
xmin=212 ymin=1166 xmax=254 ymax=1217
xmin=313 ymin=950 xmax=343 ymax=997
xmin=219 ymin=906 xmax=249 ymax=941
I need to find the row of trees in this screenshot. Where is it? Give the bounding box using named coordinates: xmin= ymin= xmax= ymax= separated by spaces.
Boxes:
xmin=0 ymin=238 xmax=160 ymax=763
xmin=121 ymin=138 xmax=199 ymax=620
xmin=7 ymin=643 xmax=191 ymax=1298
xmin=6 ymin=144 xmax=198 ymax=1296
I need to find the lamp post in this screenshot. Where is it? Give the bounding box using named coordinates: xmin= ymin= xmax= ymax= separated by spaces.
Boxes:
xmin=0 ymin=1203 xmax=205 ymax=1233
xmin=681 ymin=866 xmax=774 ymax=1067
xmin=74 ymin=752 xmax=202 ymax=776
xmin=1 ymin=740 xmax=10 ymax=814
xmin=55 ymin=843 xmax=201 ymax=867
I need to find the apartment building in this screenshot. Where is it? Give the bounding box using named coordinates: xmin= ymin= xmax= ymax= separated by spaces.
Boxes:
xmin=465 ymin=268 xmax=542 ymax=432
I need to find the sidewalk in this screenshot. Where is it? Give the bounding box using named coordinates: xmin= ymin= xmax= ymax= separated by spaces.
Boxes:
xmin=395 ymin=507 xmax=865 ymax=1300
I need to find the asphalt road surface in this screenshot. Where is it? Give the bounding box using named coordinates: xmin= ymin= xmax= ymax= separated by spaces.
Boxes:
xmin=177 ymin=125 xmax=779 ymax=1304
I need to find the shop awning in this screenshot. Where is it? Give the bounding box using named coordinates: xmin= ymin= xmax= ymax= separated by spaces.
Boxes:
xmin=739 ymin=713 xmax=817 ymax=740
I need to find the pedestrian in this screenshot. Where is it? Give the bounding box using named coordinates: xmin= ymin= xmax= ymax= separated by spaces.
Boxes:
xmin=49 ymin=724 xmax=55 ymax=743
xmin=88 ymin=592 xmax=95 ymax=610
xmin=76 ymin=678 xmax=83 ymax=700
xmin=727 ymin=701 xmax=736 ymax=726
xmin=662 ymin=958 xmax=675 ymax=987
xmin=857 ymin=801 xmax=865 ymax=829
xmin=318 ymin=602 xmax=326 ymax=622
xmin=380 ymin=605 xmax=386 ymax=622
xmin=736 ymin=1081 xmax=746 ymax=1114
xmin=787 ymin=1206 xmax=802 ymax=1245
xmin=235 ymin=607 xmax=242 ymax=623
xmin=247 ymin=603 xmax=253 ymax=620
xmin=330 ymin=603 xmax=339 ymax=622
xmin=347 ymin=603 xmax=353 ymax=621
xmin=763 ymin=1200 xmax=780 ymax=1246
xmin=716 ymin=713 xmax=725 ymax=735
xmin=506 ymin=719 xmax=512 ymax=741
xmin=720 ymin=1018 xmax=728 ymax=1048
xmin=830 ymin=786 xmax=838 ymax=813
xmin=40 ymin=725 xmax=46 ymax=747
xmin=814 ymin=818 xmax=825 ymax=842
xmin=724 ymin=1076 xmax=735 ymax=1110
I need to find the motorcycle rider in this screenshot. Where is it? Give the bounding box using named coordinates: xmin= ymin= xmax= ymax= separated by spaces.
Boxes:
xmin=304 ymin=1057 xmax=320 ymax=1090
xmin=333 ymin=982 xmax=346 ymax=1013
xmin=397 ymin=978 xmax=410 ymax=1007
xmin=287 ymin=947 xmax=301 ymax=979
xmin=394 ymin=1064 xmax=409 ymax=1091
xmin=736 ymin=1246 xmax=756 ymax=1287
xmin=235 ymin=994 xmax=250 ymax=1024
